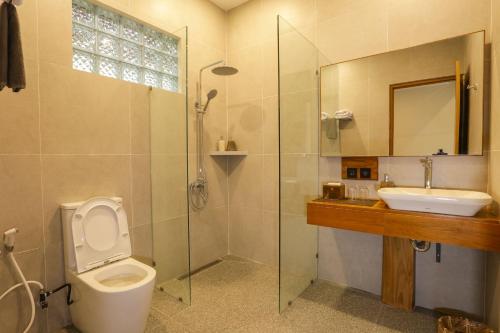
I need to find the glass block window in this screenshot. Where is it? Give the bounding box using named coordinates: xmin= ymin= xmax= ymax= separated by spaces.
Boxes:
xmin=72 ymin=0 xmax=179 ymax=92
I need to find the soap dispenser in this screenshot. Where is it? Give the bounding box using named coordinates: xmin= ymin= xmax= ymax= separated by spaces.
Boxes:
xmin=379 ymin=174 xmax=395 ymax=188
xmin=217 ymin=136 xmax=226 ymax=151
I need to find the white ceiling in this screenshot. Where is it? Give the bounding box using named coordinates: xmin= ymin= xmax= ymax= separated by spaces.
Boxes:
xmin=209 ymin=0 xmax=250 ymax=11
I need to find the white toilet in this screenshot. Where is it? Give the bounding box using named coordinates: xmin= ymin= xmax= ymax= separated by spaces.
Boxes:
xmin=60 ymin=197 xmax=156 ymax=333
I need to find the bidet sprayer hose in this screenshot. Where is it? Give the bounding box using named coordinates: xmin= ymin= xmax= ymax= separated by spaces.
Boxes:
xmin=1 ymin=228 xmax=44 ymax=333
xmin=5 ymin=252 xmax=39 ymax=333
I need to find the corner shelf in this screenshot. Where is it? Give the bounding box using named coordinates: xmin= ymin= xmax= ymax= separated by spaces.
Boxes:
xmin=209 ymin=151 xmax=248 ymax=156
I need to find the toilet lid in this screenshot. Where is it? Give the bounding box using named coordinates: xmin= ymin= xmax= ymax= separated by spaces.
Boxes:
xmin=71 ymin=197 xmax=131 ymax=273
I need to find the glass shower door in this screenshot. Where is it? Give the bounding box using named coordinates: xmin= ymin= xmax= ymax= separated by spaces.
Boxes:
xmin=278 ymin=16 xmax=321 ymax=312
xmin=150 ymin=26 xmax=191 ymax=305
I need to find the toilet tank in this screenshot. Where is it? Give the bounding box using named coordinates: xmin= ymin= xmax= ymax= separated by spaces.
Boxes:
xmin=60 ymin=197 xmax=123 ymax=273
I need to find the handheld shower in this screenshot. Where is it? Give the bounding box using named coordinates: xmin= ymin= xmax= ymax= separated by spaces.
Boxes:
xmin=203 ymin=89 xmax=218 ymax=112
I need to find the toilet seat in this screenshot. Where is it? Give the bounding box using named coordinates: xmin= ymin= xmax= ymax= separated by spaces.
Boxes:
xmin=71 ymin=197 xmax=131 ymax=273
xmin=71 ymin=257 xmax=156 ymax=293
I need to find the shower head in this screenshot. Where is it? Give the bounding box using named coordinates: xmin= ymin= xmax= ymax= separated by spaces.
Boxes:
xmin=207 ymin=89 xmax=218 ymax=100
xmin=211 ymin=66 xmax=239 ymax=76
xmin=203 ymin=89 xmax=218 ymax=112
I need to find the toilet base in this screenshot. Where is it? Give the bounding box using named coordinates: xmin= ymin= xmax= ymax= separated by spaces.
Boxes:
xmin=66 ymin=262 xmax=155 ymax=333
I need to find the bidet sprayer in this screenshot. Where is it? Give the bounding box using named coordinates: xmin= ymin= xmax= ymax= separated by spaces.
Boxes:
xmin=3 ymin=228 xmax=18 ymax=252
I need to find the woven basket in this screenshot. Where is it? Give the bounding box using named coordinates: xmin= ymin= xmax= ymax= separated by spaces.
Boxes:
xmin=437 ymin=316 xmax=495 ymax=333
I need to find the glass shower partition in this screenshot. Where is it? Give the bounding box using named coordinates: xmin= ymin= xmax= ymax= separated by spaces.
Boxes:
xmin=150 ymin=26 xmax=191 ymax=305
xmin=278 ymin=16 xmax=324 ymax=312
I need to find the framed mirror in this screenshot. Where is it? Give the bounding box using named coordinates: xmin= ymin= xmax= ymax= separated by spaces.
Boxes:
xmin=320 ymin=31 xmax=485 ymax=157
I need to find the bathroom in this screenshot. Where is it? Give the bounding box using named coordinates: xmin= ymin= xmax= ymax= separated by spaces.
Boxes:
xmin=0 ymin=0 xmax=500 ymax=332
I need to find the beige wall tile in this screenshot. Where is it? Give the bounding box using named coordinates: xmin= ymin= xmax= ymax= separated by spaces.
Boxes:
xmin=228 ymin=155 xmax=263 ymax=210
xmin=229 ymin=206 xmax=277 ymax=266
xmin=316 ymin=0 xmax=387 ymax=24
xmin=262 ymin=155 xmax=278 ymax=212
xmin=280 ymin=90 xmax=318 ymax=154
xmin=490 ymin=151 xmax=500 ymax=200
xmin=0 ymin=156 xmax=43 ymax=252
xmin=41 ymin=156 xmax=132 ymax=245
xmin=189 ymin=206 xmax=228 ymax=270
xmin=319 ymin=228 xmax=383 ymax=295
xmin=415 ymin=244 xmax=485 ymax=317
xmin=490 ymin=42 xmax=500 ymax=150
xmin=316 ymin=7 xmax=388 ymax=63
xmin=381 ymin=156 xmax=488 ymax=191
xmin=132 ymin=155 xmax=152 ymax=227
xmin=202 ymin=100 xmax=228 ymax=154
xmin=16 ymin=0 xmax=38 ymax=62
xmin=262 ymin=96 xmax=278 ymax=154
xmin=45 ymin=240 xmax=72 ymax=331
xmin=187 ymin=40 xmax=226 ymax=102
xmin=0 ymin=61 xmax=40 ymax=154
xmin=131 ymin=85 xmax=151 ymax=155
xmin=183 ymin=0 xmax=227 ymax=52
xmin=261 ymin=40 xmax=279 ymax=98
xmin=228 ymin=0 xmax=264 ymax=51
xmin=228 ymin=46 xmax=263 ymax=104
xmin=38 ymin=0 xmax=73 ymax=67
xmin=99 ymin=0 xmax=131 ymax=13
xmin=150 ymin=89 xmax=186 ymax=155
xmin=387 ymin=0 xmax=490 ymax=50
xmin=132 ymin=223 xmax=153 ymax=262
xmin=228 ymin=100 xmax=263 ymax=154
xmin=281 ymin=154 xmax=318 ymax=216
xmin=153 ymin=216 xmax=189 ymax=282
xmin=151 ymin=154 xmax=188 ymax=222
xmin=39 ymin=63 xmax=131 ymax=154
xmin=262 ymin=0 xmax=317 ymax=36
xmin=486 ymin=252 xmax=500 ymax=331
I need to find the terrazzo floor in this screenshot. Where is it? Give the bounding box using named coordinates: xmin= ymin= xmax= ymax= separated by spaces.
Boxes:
xmin=65 ymin=256 xmax=438 ymax=332
xmin=148 ymin=256 xmax=437 ymax=332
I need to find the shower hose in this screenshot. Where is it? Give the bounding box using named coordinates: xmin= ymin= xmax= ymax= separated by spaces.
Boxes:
xmin=0 ymin=251 xmax=44 ymax=333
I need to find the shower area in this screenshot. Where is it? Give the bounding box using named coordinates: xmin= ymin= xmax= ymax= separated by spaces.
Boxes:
xmin=148 ymin=17 xmax=325 ymax=312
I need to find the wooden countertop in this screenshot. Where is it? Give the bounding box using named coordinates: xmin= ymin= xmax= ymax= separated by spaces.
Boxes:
xmin=307 ymin=199 xmax=500 ymax=252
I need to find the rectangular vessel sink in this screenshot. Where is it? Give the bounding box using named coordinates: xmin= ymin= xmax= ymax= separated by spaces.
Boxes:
xmin=377 ymin=187 xmax=492 ymax=217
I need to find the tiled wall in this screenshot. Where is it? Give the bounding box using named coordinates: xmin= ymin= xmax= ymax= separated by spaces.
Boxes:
xmin=486 ymin=0 xmax=500 ymax=330
xmin=226 ymin=0 xmax=492 ymax=317
xmin=0 ymin=0 xmax=227 ymax=332
xmin=226 ymin=0 xmax=280 ymax=266
xmin=1 ymin=0 xmax=499 ymax=331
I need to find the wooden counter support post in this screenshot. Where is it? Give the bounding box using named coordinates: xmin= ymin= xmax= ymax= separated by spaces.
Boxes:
xmin=382 ymin=236 xmax=415 ymax=310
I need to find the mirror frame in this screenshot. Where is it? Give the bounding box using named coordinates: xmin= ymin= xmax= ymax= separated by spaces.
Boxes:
xmin=389 ymin=75 xmax=458 ymax=156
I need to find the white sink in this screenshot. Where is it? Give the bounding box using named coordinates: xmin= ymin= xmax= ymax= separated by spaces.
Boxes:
xmin=377 ymin=187 xmax=492 ymax=217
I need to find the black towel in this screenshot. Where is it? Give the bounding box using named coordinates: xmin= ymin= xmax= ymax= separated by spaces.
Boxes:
xmin=7 ymin=1 xmax=24 ymax=92
xmin=0 ymin=1 xmax=25 ymax=92
xmin=0 ymin=2 xmax=8 ymax=91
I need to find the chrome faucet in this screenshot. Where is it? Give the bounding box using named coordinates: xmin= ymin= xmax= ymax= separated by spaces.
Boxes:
xmin=420 ymin=157 xmax=433 ymax=189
